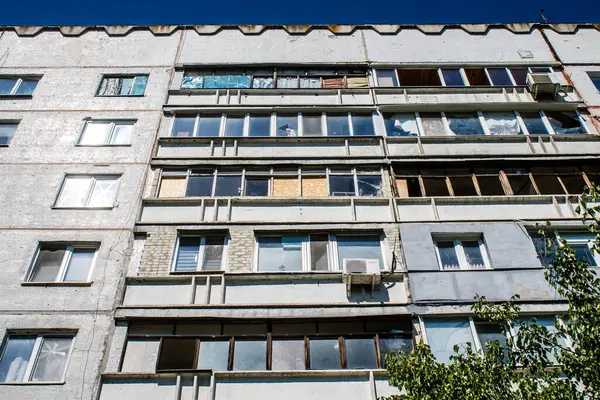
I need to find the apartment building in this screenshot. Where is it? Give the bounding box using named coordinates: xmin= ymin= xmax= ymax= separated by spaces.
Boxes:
xmin=0 ymin=24 xmax=599 ymax=400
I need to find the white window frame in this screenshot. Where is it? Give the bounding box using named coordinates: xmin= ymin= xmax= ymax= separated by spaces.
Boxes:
xmin=438 ymin=68 xmax=468 ymax=87
xmin=27 ymin=244 xmax=98 ymax=283
xmin=170 ymin=234 xmax=229 ymax=272
xmin=556 ymin=233 xmax=600 ymax=266
xmin=434 ymin=237 xmax=491 ymax=270
xmin=484 ymin=67 xmax=517 ymax=86
xmin=588 ymin=72 xmax=600 ymax=92
xmin=77 ymin=120 xmax=135 ymax=146
xmin=373 ymin=69 xmax=399 ymax=87
xmin=55 ymin=175 xmax=121 ymax=209
xmin=0 ymin=77 xmax=38 ymax=95
xmin=420 ymin=316 xmax=507 ymax=354
xmin=253 ymin=232 xmax=388 ymax=272
xmin=0 ymin=334 xmax=74 ymax=383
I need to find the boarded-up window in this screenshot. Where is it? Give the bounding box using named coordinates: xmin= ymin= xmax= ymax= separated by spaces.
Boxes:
xmin=347 ymin=77 xmax=368 ymax=88
xmin=273 ymin=178 xmax=298 ymax=197
xmin=322 ymin=77 xmax=345 ymax=89
xmin=158 ymin=176 xmax=186 ymax=198
xmin=302 ymin=177 xmax=327 ymax=197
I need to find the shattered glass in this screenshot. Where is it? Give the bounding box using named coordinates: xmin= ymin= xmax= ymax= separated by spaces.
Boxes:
xmin=384 ymin=113 xmax=419 ymax=136
xmin=181 ymin=75 xmax=205 ymax=89
xmin=98 ymin=78 xmax=121 ymax=96
xmin=31 ymin=337 xmax=72 ymax=382
xmin=447 ymin=113 xmax=485 ymax=135
xmin=252 ymin=77 xmax=275 ymax=89
xmin=546 ymin=112 xmax=586 ymax=134
xmin=484 ymin=112 xmax=522 ymax=135
xmin=204 ymin=75 xmax=251 ymax=89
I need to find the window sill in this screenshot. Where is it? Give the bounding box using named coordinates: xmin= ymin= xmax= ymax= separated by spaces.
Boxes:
xmin=0 ymin=381 xmax=65 ymax=385
xmin=74 ymin=144 xmax=132 ymax=147
xmin=158 ymin=135 xmax=381 ymax=143
xmin=0 ymin=144 xmax=8 ymax=147
xmin=21 ymin=281 xmax=93 ymax=287
xmin=170 ymin=270 xmax=225 ymax=276
xmin=51 ymin=206 xmax=114 ymax=210
xmin=0 ymin=94 xmax=33 ymax=99
xmin=95 ymin=94 xmax=145 ymax=98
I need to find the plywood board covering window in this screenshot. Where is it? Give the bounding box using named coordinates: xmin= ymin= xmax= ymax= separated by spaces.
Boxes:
xmin=302 ymin=177 xmax=327 ymax=197
xmin=346 ymin=77 xmax=368 ymax=88
xmin=396 ymin=178 xmax=410 ymax=198
xmin=158 ymin=176 xmax=186 ymax=198
xmin=273 ymin=177 xmax=298 ymax=197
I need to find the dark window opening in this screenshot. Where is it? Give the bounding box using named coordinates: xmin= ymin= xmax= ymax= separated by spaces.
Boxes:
xmin=157 ymin=338 xmax=197 ymax=370
xmin=423 ymin=177 xmax=450 ymax=197
xmin=397 ymin=69 xmax=441 ymax=86
xmin=476 ymin=175 xmax=506 ymax=196
xmin=561 ymin=175 xmax=587 ymax=194
xmin=520 ymin=112 xmax=549 ymax=135
xmin=450 ymin=176 xmax=478 ymax=196
xmin=507 ymin=175 xmax=537 ymax=195
xmin=545 ymin=112 xmax=585 ymax=134
xmin=464 ymin=68 xmax=489 ymax=86
xmin=532 ymin=175 xmax=566 ymax=195
xmin=509 ymin=68 xmax=528 ymax=85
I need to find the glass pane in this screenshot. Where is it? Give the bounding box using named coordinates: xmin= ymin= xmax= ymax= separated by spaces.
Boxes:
xmin=530 ymin=67 xmax=552 ymax=73
xmin=484 ymin=112 xmax=522 ymax=136
xmin=517 ymin=316 xmax=562 ymax=363
xmin=329 ymin=175 xmax=355 ymax=196
xmin=376 ymin=70 xmax=398 ymax=87
xmin=0 ymin=123 xmax=17 ymax=145
xmin=245 ymin=178 xmax=269 ymax=196
xmin=30 ymin=248 xmax=66 ymax=282
xmin=276 ymin=114 xmax=299 ymax=137
xmin=462 ymin=241 xmax=486 ymax=269
xmin=88 ymin=178 xmax=119 ymax=207
xmin=437 ymin=241 xmax=459 ymax=270
xmin=272 ymin=340 xmax=305 ymax=370
xmin=197 ymin=341 xmax=229 ymax=371
xmin=352 ymin=114 xmax=375 ymax=136
xmin=80 ymin=122 xmax=110 ymax=145
xmin=520 ymin=112 xmax=548 ymax=135
xmin=507 ymin=174 xmax=537 ymax=195
xmin=424 ymin=318 xmax=474 ymax=363
xmin=590 ymin=74 xmax=600 ymax=91
xmin=57 ymin=177 xmax=92 ymax=207
xmin=131 ymin=76 xmax=148 ymax=95
xmin=384 ymin=113 xmax=419 ymax=137
xmin=186 ymin=175 xmax=214 ymax=197
xmin=0 ymin=337 xmax=36 ymax=382
xmin=31 ymin=337 xmax=72 ymax=382
xmin=326 ymin=114 xmax=350 ymax=136
xmin=202 ymin=236 xmax=225 ymax=270
xmin=248 ymin=115 xmax=271 ymax=137
xmin=181 ymin=74 xmax=204 ymax=89
xmin=447 ymin=113 xmax=484 ymax=136
xmin=510 ymin=68 xmax=528 ymax=85
xmin=357 ymin=175 xmax=382 ymax=197
xmin=475 ymin=323 xmax=507 ymax=353
xmin=345 ymin=338 xmax=377 ymax=369
xmin=99 ymin=77 xmax=120 ymax=96
xmin=277 ymin=76 xmax=298 ymax=88
xmin=205 ymin=75 xmax=251 ymax=89
xmin=0 ymin=78 xmax=17 ymax=94
xmin=337 ymin=235 xmax=383 ymax=270
xmin=420 ymin=113 xmax=445 ymax=136
xmin=197 ymin=116 xmax=222 ymax=137
xmin=63 ymin=248 xmax=95 ymax=281
xmin=310 ymin=234 xmax=329 ymax=271
xmin=309 ymin=339 xmax=340 ymax=369
xmin=303 ymin=115 xmax=322 ymax=136
xmin=15 ymin=79 xmax=38 ymax=95
xmin=111 ymin=124 xmax=133 ymax=145
xmin=257 ymin=236 xmax=303 ymax=272
xmin=175 ymin=237 xmax=200 ymax=271
xmin=224 ymin=116 xmax=244 ymax=137
xmin=441 ymin=69 xmax=465 ymax=86
xmin=119 ymin=78 xmax=134 ymax=96
xmin=252 ymin=77 xmax=275 ymax=89
xmin=300 ymin=77 xmax=321 ymax=88
xmin=546 ymin=112 xmax=585 ymax=134
xmin=487 ymin=68 xmax=513 ymax=86
xmin=214 ymin=176 xmax=242 ymax=196
xmin=379 ymin=337 xmax=412 ymax=366
xmin=233 ymin=340 xmax=266 ymax=371
xmin=571 ymin=244 xmax=597 ymax=266
xmin=172 ymin=117 xmax=196 ymax=137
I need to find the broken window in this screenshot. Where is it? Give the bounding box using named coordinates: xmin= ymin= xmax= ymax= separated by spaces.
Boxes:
xmin=376 ymin=70 xmax=398 ymax=87
xmin=0 ymin=77 xmax=39 ymax=95
xmin=303 ymin=114 xmax=323 ymax=136
xmin=56 ymin=175 xmax=120 ymax=208
xmin=464 ymin=68 xmax=489 ymax=86
xmin=531 ymin=173 xmax=566 ymax=195
xmin=397 ymin=69 xmax=441 ymax=86
xmin=423 ymin=318 xmax=474 ymax=364
xmin=475 ymin=172 xmax=506 ymax=196
xmin=79 ymin=120 xmax=134 ymax=145
xmin=196 ymin=116 xmax=222 ymax=137
xmin=252 ymin=77 xmax=275 ymax=89
xmin=357 ymin=174 xmax=383 ymax=197
xmin=224 ymin=116 xmax=245 ymax=137
xmin=441 ymin=69 xmax=465 ymax=86
xmin=487 ymin=68 xmax=514 ymax=86
xmin=248 ymin=114 xmax=271 ymax=137
xmin=419 ymin=113 xmax=446 ymax=136
xmin=0 ymin=335 xmax=73 ymax=383
xmin=446 ymin=113 xmax=485 ymax=136
xmin=326 ymin=114 xmax=350 ymax=136
xmin=204 ymin=75 xmax=251 ymax=89
xmin=28 ymin=244 xmax=97 ymax=283
xmin=384 ymin=113 xmax=419 ymax=136
xmin=520 ymin=112 xmax=549 ymax=135
xmin=157 ymin=338 xmax=197 ymax=370
xmin=559 ymin=173 xmax=587 ymax=194
xmin=545 ymin=112 xmax=586 ymax=134
xmin=173 ymin=235 xmax=226 ymax=272
xmin=0 ymin=122 xmax=18 ymax=145
xmin=396 ymin=177 xmax=422 ymax=197
xmin=484 ymin=112 xmax=522 ymax=136
xmin=276 ymin=114 xmax=299 ymax=137
xmin=257 ymin=235 xmax=303 ymax=272
xmin=172 ymin=117 xmax=196 ymax=137
xmin=351 ymin=113 xmax=375 ymax=136
xmin=379 ymin=336 xmax=412 ymax=366
xmin=97 ymin=75 xmax=147 ymax=96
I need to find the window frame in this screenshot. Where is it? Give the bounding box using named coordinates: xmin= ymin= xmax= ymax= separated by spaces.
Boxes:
xmin=170 ymin=234 xmax=229 ymax=273
xmin=54 ymin=175 xmax=121 ymax=209
xmin=433 ymin=237 xmax=491 ymax=271
xmin=96 ymin=74 xmax=148 ymax=97
xmin=0 ymin=121 xmax=20 ymax=146
xmin=588 ymin=72 xmax=600 ymax=92
xmin=555 ymin=233 xmax=600 ymax=266
xmin=0 ymin=334 xmax=75 ymax=384
xmin=77 ymin=119 xmax=135 ymax=146
xmin=26 ymin=244 xmax=99 ymax=283
xmin=0 ymin=76 xmax=40 ymax=96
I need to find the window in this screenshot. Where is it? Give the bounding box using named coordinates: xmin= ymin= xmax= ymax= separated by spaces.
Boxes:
xmin=484 ymin=112 xmax=522 ymax=136
xmin=440 ymin=69 xmax=466 ymax=86
xmin=519 ymin=112 xmax=549 ymax=135
xmin=329 ymin=168 xmax=382 ymax=197
xmin=545 ymin=112 xmax=586 ymax=134
xmin=172 ymin=235 xmax=227 ymax=272
xmin=464 ymin=68 xmax=490 ymax=86
xmin=446 ymin=113 xmax=484 ymax=136
xmin=558 ymin=233 xmax=599 ymax=267
xmin=588 ymin=72 xmax=600 ymax=91
xmin=0 ymin=77 xmax=39 ymax=96
xmin=423 ymin=318 xmax=474 ymax=363
xmin=0 ymin=122 xmax=18 ymax=145
xmin=186 ymin=170 xmax=242 ymax=197
xmin=55 ymin=175 xmax=120 ymax=208
xmin=486 ymin=68 xmax=514 ymax=86
xmin=419 ymin=113 xmax=445 ymax=136
xmin=248 ymin=114 xmax=271 ymax=137
xmin=375 ymin=70 xmax=398 ymax=87
xmin=97 ymin=75 xmax=148 ymax=96
xmin=78 ymin=120 xmax=134 ymax=145
xmin=255 ymin=233 xmax=385 ymax=272
xmin=435 ymin=237 xmax=490 ymax=270
xmin=0 ymin=335 xmax=73 ymax=383
xmin=384 ymin=113 xmax=420 ymax=137
xmin=397 ymin=69 xmax=441 ymax=86
xmin=275 ymin=114 xmax=299 ymax=137
xmin=27 ymin=244 xmax=97 ymax=283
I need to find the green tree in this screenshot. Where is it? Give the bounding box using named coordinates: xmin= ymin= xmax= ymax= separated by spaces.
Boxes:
xmin=383 ymin=186 xmax=600 ymax=400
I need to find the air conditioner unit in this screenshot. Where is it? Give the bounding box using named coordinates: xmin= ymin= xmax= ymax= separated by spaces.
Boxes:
xmin=342 ymin=258 xmax=381 ymax=286
xmin=526 ymin=73 xmax=560 ymax=98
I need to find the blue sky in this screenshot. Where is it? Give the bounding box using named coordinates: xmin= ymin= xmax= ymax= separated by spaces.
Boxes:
xmin=1 ymin=0 xmax=599 ymax=25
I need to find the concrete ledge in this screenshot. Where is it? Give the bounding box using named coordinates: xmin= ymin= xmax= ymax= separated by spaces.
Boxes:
xmin=21 ymin=281 xmax=93 ymax=287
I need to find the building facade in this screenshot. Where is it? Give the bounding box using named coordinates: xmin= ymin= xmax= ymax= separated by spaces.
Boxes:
xmin=0 ymin=24 xmax=599 ymax=400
